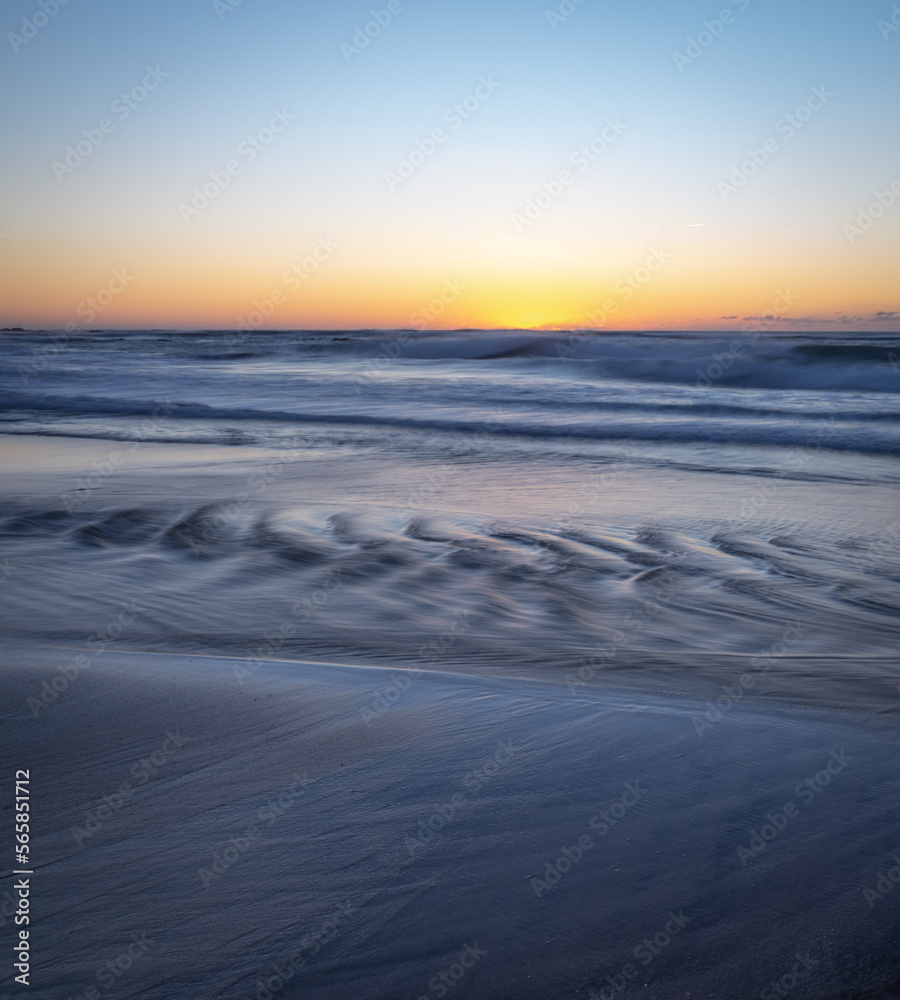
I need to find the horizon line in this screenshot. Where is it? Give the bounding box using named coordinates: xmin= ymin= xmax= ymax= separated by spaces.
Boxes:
xmin=3 ymin=327 xmax=899 ymax=336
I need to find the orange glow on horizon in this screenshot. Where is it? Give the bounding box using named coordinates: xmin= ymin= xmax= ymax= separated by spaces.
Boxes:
xmin=2 ymin=231 xmax=898 ymax=333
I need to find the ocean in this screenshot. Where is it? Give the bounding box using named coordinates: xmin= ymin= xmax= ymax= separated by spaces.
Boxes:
xmin=1 ymin=329 xmax=898 ymax=703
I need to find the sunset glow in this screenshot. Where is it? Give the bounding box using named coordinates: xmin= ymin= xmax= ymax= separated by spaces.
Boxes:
xmin=1 ymin=0 xmax=898 ymax=332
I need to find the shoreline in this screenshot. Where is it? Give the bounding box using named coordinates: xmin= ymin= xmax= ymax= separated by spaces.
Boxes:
xmin=16 ymin=638 xmax=900 ymax=726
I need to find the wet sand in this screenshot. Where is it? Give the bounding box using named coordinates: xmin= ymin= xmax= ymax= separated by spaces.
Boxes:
xmin=3 ymin=644 xmax=900 ymax=999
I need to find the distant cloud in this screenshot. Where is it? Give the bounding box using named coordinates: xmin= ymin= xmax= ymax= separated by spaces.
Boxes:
xmin=721 ymin=315 xmax=738 ymax=319
xmin=730 ymin=310 xmax=898 ymax=329
xmin=743 ymin=314 xmax=859 ymax=325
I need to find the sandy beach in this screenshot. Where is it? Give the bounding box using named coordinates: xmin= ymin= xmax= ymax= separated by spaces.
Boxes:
xmin=4 ymin=643 xmax=900 ymax=999
xmin=4 ymin=0 xmax=900 ymax=992
xmin=2 ymin=330 xmax=898 ymax=997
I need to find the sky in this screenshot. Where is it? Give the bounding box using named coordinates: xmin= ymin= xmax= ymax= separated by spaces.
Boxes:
xmin=0 ymin=0 xmax=898 ymax=332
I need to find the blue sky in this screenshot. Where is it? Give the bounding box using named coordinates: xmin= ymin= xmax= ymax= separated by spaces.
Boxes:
xmin=1 ymin=0 xmax=898 ymax=329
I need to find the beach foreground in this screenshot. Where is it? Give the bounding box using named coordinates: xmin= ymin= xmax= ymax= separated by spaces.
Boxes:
xmin=4 ymin=645 xmax=900 ymax=1000
xmin=2 ymin=329 xmax=899 ymax=997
